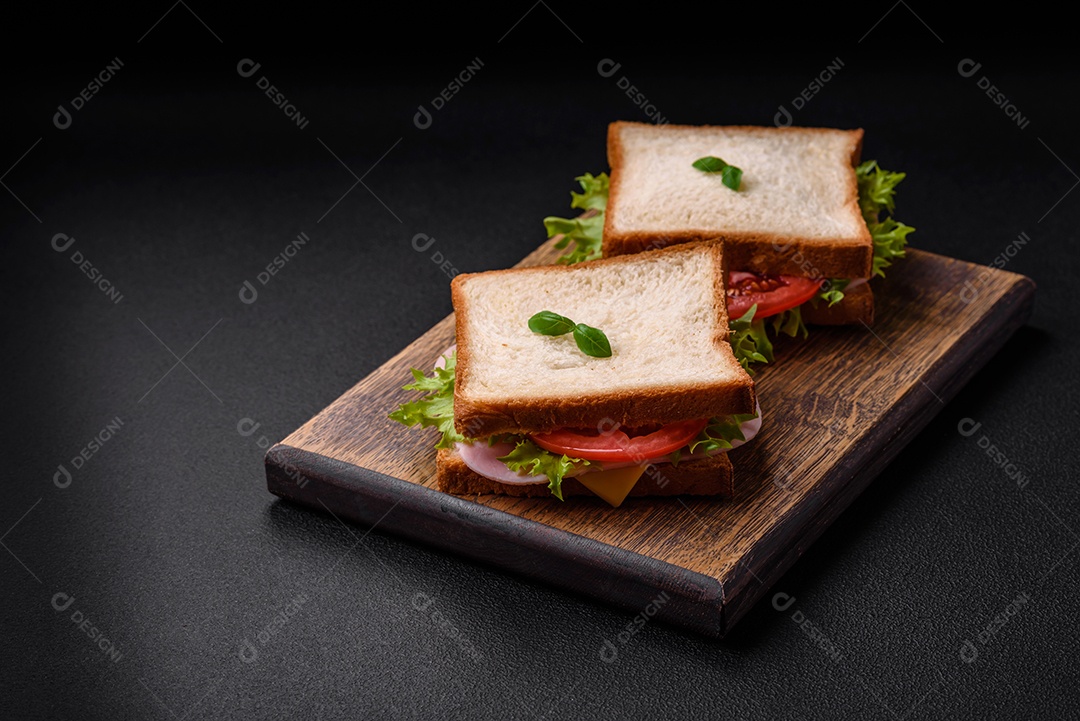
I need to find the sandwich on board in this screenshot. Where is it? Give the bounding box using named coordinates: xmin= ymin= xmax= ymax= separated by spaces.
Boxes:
xmin=545 ymin=122 xmax=914 ymax=372
xmin=390 ymin=240 xmax=761 ymax=507
xmin=603 ymin=122 xmax=879 ymax=325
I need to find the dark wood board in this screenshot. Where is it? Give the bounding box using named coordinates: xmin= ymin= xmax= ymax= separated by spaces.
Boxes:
xmin=265 ymin=237 xmax=1035 ymax=638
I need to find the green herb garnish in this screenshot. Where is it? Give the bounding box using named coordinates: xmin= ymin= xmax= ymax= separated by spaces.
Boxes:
xmin=572 ymin=323 xmax=611 ymax=358
xmin=528 ymin=311 xmax=612 ymax=358
xmin=692 ymin=156 xmax=743 ymax=191
xmin=528 ymin=310 xmax=575 ymax=335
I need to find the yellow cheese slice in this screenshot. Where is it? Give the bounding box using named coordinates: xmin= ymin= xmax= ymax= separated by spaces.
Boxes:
xmin=575 ymin=465 xmax=648 ymax=507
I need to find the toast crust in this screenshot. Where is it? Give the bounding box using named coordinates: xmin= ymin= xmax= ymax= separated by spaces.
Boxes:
xmin=451 ymin=241 xmax=756 ymax=439
xmin=800 ymin=282 xmax=874 ymax=326
xmin=603 ymin=121 xmax=873 ymax=279
xmin=437 ymin=446 xmax=734 ymax=498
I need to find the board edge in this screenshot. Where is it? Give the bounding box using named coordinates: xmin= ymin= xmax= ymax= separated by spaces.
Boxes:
xmin=717 ymin=272 xmax=1037 ymax=632
xmin=265 ymin=443 xmax=731 ymax=639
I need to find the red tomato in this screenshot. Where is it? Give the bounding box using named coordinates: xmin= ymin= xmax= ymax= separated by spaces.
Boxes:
xmin=531 ymin=419 xmax=709 ymax=462
xmin=727 ymin=272 xmax=823 ymax=320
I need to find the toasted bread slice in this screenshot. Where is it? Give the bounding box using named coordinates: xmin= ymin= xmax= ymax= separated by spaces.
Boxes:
xmin=437 ymin=447 xmax=733 ymax=498
xmin=451 ymin=241 xmax=756 ymax=439
xmin=800 ymin=283 xmax=874 ymax=325
xmin=603 ymin=122 xmax=873 ymax=280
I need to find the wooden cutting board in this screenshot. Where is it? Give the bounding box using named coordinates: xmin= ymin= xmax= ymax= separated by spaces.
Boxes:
xmin=265 ymin=238 xmax=1035 ymax=638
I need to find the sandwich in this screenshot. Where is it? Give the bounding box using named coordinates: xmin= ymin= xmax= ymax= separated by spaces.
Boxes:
xmin=389 ymin=240 xmax=760 ymax=507
xmin=544 ymin=122 xmax=914 ymax=373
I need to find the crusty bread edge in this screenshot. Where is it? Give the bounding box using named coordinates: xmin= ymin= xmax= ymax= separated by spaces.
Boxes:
xmin=437 ymin=446 xmax=734 ymax=499
xmin=603 ymin=121 xmax=873 ymax=279
xmin=451 ymin=240 xmax=756 ymax=438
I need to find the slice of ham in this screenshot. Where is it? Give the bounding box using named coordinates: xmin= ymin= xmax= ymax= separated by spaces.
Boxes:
xmin=457 ymin=440 xmax=545 ymax=485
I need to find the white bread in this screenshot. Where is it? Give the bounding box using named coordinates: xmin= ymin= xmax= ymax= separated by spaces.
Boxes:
xmin=603 ymin=122 xmax=873 ymax=280
xmin=452 ymin=241 xmax=756 ymax=439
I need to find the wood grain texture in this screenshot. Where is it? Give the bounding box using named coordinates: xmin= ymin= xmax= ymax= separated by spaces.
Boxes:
xmin=267 ymin=236 xmax=1035 ymax=638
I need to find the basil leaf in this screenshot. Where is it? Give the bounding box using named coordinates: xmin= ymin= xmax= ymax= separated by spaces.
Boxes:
xmin=528 ymin=311 xmax=575 ymax=336
xmin=692 ymin=156 xmax=743 ymax=191
xmin=692 ymin=156 xmax=728 ymax=172
xmin=573 ymin=323 xmax=612 ymax=358
xmin=721 ymin=165 xmax=742 ymax=191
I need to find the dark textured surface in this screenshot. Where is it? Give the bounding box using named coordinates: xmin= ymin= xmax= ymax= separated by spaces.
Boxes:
xmin=4 ymin=8 xmax=1079 ymax=720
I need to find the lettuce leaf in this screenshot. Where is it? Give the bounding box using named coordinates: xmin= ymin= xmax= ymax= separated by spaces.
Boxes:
xmin=569 ymin=172 xmax=609 ymax=212
xmin=497 ymin=439 xmax=591 ymax=501
xmin=857 ymin=160 xmax=905 ymax=219
xmin=728 ymin=305 xmax=773 ymax=374
xmin=545 ymin=172 xmax=609 ymax=264
xmin=818 ymin=159 xmax=914 ymax=302
xmin=817 ymin=278 xmax=850 ymax=307
xmin=869 ymin=216 xmax=916 ymax=278
xmin=387 ymin=351 xmax=465 ymax=449
xmin=771 ymin=304 xmax=808 ymax=340
xmin=727 ymin=304 xmax=807 ymax=374
xmin=858 ymin=160 xmax=916 ymax=279
xmin=686 ymin=412 xmax=760 ymax=456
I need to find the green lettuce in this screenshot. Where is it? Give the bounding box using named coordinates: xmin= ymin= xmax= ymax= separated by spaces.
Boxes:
xmin=858 ymin=160 xmax=905 ymax=218
xmin=868 ymin=216 xmax=916 ymax=278
xmin=819 ymin=160 xmax=915 ymax=302
xmin=817 ymin=278 xmax=850 ymax=307
xmin=859 ymin=160 xmax=916 ymax=278
xmin=497 ymin=438 xmax=591 ymax=501
xmin=545 ymin=172 xmax=609 ymax=264
xmin=686 ymin=413 xmax=760 ymax=456
xmin=387 ymin=352 xmax=463 ymax=449
xmin=728 ymin=304 xmax=807 ymax=375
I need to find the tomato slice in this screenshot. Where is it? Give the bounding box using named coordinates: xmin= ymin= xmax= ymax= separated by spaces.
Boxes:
xmin=727 ymin=271 xmax=823 ymax=320
xmin=531 ymin=418 xmax=709 ymax=462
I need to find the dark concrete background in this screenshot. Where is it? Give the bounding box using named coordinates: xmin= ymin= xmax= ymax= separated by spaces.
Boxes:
xmin=3 ymin=6 xmax=1078 ymax=719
